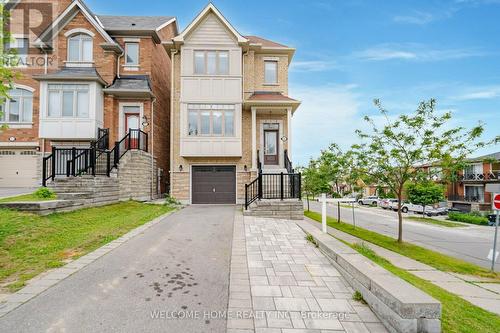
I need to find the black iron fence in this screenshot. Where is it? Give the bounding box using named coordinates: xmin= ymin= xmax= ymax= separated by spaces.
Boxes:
xmin=284 ymin=149 xmax=294 ymax=173
xmin=244 ymin=172 xmax=302 ymax=210
xmin=447 ymin=195 xmax=485 ymax=203
xmin=42 ymin=129 xmax=148 ymax=186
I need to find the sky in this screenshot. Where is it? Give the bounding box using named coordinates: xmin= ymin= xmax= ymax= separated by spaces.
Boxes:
xmin=86 ymin=0 xmax=500 ymax=166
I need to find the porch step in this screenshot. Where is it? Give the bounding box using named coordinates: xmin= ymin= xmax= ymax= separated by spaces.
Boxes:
xmin=243 ymin=199 xmax=304 ymax=220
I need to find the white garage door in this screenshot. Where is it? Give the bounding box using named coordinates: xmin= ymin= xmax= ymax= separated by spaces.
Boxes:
xmin=0 ymin=149 xmax=39 ymax=187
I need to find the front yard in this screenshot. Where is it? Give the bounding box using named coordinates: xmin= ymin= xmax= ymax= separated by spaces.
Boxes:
xmin=0 ymin=201 xmax=174 ymax=293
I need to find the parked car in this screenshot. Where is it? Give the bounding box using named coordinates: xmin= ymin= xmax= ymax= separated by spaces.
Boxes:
xmin=379 ymin=198 xmax=398 ymax=209
xmin=390 ymin=201 xmax=448 ymax=216
xmin=358 ymin=196 xmax=379 ymax=206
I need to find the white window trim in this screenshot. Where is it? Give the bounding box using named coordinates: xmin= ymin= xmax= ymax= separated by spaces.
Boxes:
xmin=66 ymin=33 xmax=93 ymax=64
xmin=119 ymin=102 xmax=144 ymax=138
xmin=193 ymin=50 xmax=230 ymax=75
xmin=187 ymin=105 xmax=235 ymax=137
xmin=64 ymin=28 xmax=95 ymax=38
xmin=259 ymin=119 xmax=284 ymax=168
xmin=0 ymin=85 xmax=34 ymax=124
xmin=124 ymin=42 xmax=140 ymax=67
xmin=47 ymin=84 xmax=90 ymax=119
xmin=264 ymin=60 xmax=278 ymax=85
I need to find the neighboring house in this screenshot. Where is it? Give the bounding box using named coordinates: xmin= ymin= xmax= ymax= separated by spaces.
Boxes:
xmin=0 ymin=0 xmax=177 ymax=194
xmin=447 ymin=152 xmax=500 ymax=212
xmin=164 ymin=4 xmax=301 ymax=204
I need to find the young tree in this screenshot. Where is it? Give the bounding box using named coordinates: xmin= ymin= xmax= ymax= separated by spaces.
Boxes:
xmin=0 ymin=4 xmax=19 ymax=131
xmin=299 ymin=159 xmax=329 ymax=211
xmin=406 ymin=181 xmax=445 ymax=216
xmin=351 ymin=98 xmax=498 ymax=242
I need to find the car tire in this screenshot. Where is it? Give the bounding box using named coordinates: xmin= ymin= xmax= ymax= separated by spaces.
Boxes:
xmin=402 ymin=207 xmax=409 ymax=213
xmin=372 ymin=201 xmax=378 ymax=206
xmin=358 ymin=201 xmax=363 ymax=205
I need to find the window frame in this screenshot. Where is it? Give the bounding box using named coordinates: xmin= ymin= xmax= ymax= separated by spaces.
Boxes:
xmin=264 ymin=60 xmax=278 ymax=84
xmin=47 ymin=84 xmax=90 ymax=118
xmin=187 ymin=104 xmax=235 ymax=137
xmin=193 ymin=50 xmax=230 ymax=75
xmin=67 ymin=33 xmax=93 ymax=63
xmin=0 ymin=87 xmax=34 ymax=124
xmin=125 ymin=42 xmax=140 ymax=66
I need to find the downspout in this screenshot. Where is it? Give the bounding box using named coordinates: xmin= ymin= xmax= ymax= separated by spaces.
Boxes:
xmin=117 ymin=50 xmax=124 ymax=79
xmin=151 ymin=97 xmax=156 ymax=200
xmin=170 ymin=49 xmax=178 ymax=195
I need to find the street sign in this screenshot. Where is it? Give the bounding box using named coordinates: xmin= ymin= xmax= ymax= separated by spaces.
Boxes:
xmin=486 ymin=184 xmax=500 ymax=193
xmin=493 ymin=193 xmax=500 ymax=211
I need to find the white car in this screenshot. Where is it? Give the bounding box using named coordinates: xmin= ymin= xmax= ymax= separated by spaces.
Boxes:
xmin=358 ymin=196 xmax=379 ymax=206
xmin=379 ymin=198 xmax=398 ymax=209
xmin=390 ymin=201 xmax=448 ymax=216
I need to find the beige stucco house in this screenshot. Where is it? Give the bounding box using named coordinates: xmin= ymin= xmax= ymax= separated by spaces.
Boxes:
xmin=164 ymin=4 xmax=301 ymax=204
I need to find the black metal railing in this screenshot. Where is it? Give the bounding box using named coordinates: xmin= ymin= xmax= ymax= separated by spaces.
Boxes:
xmin=244 ymin=172 xmax=302 ymax=210
xmin=447 ymin=195 xmax=485 ymax=203
xmin=257 ymin=149 xmax=262 ymax=172
xmin=94 ymin=128 xmax=109 ymax=150
xmin=42 ymin=129 xmax=148 ymax=186
xmin=284 ymin=149 xmax=294 ymax=173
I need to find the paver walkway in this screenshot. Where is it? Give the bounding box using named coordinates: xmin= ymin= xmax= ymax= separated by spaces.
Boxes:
xmin=303 ymin=217 xmax=500 ymax=316
xmin=227 ymin=213 xmax=388 ymax=333
xmin=0 ymin=205 xmax=235 ymax=333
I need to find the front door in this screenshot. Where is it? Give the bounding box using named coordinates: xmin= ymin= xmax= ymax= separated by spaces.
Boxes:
xmin=125 ymin=113 xmax=140 ymax=149
xmin=264 ymin=128 xmax=279 ymax=165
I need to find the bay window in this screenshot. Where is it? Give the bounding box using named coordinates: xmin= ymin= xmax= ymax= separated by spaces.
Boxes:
xmin=194 ymin=50 xmax=229 ymax=75
xmin=0 ymin=88 xmax=33 ymax=123
xmin=68 ymin=34 xmax=93 ymax=62
xmin=48 ymin=84 xmax=89 ymax=118
xmin=188 ymin=104 xmax=235 ymax=136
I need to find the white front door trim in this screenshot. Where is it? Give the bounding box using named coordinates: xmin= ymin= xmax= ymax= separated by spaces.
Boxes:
xmin=259 ymin=119 xmax=284 ymax=169
xmin=118 ymin=102 xmax=144 ymax=139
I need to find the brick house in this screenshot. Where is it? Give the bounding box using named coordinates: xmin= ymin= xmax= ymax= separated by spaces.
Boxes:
xmin=1 ymin=0 xmax=177 ymax=195
xmin=163 ymin=4 xmax=301 ymax=204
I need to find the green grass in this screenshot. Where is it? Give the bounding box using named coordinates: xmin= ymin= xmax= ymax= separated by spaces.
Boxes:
xmin=304 ymin=210 xmax=499 ymax=280
xmin=0 ymin=201 xmax=175 ymax=292
xmin=0 ymin=193 xmax=56 ymax=203
xmin=406 ymin=216 xmax=465 ymax=228
xmin=349 ymin=242 xmax=500 ymax=333
xmin=448 ymin=212 xmax=489 ymax=225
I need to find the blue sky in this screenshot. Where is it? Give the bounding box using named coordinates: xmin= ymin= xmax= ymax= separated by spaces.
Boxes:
xmin=87 ymin=0 xmax=500 ymax=165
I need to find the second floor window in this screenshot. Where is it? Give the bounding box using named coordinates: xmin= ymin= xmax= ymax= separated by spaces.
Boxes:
xmin=125 ymin=42 xmax=139 ymax=66
xmin=188 ymin=104 xmax=234 ymax=136
xmin=0 ymin=88 xmax=33 ymax=123
xmin=264 ymin=60 xmax=278 ymax=84
xmin=48 ymin=84 xmax=89 ymax=118
xmin=194 ymin=50 xmax=229 ymax=75
xmin=68 ymin=34 xmax=93 ymax=62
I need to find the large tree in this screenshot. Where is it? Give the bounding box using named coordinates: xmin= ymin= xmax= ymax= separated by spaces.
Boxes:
xmin=351 ymin=98 xmax=498 ymax=242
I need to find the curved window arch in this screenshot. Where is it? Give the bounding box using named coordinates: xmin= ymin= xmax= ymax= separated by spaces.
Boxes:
xmin=0 ymin=87 xmax=33 ymax=123
xmin=68 ymin=33 xmax=93 ymax=62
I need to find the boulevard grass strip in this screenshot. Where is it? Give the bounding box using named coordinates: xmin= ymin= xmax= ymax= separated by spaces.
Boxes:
xmin=0 ymin=201 xmax=174 ymax=292
xmin=406 ymin=216 xmax=464 ymax=228
xmin=304 ymin=210 xmax=499 ymax=280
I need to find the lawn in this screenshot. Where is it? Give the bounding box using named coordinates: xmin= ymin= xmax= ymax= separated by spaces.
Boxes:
xmin=0 ymin=201 xmax=175 ymax=292
xmin=304 ymin=210 xmax=499 ymax=280
xmin=351 ymin=243 xmax=500 ymax=333
xmin=406 ymin=216 xmax=465 ymax=228
xmin=0 ymin=193 xmax=56 ymax=203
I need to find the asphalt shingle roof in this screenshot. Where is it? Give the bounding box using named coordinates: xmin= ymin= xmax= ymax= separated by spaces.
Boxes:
xmin=105 ymin=75 xmax=152 ymax=91
xmin=33 ymin=67 xmax=105 ymax=83
xmin=97 ymin=15 xmax=174 ymax=31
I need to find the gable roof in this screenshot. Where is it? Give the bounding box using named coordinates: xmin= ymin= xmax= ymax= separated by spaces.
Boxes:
xmin=245 ymin=36 xmax=289 ymax=48
xmin=97 ymin=15 xmax=176 ymax=32
xmin=173 ymin=3 xmax=247 ymax=44
xmin=34 ymin=0 xmax=119 ymax=50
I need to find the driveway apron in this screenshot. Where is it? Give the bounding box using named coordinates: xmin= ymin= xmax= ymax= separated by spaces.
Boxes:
xmin=0 ymin=205 xmax=235 ymax=333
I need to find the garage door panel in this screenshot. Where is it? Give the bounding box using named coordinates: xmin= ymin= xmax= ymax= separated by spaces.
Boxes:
xmin=0 ymin=150 xmax=39 ymax=188
xmin=192 ymin=166 xmax=235 ymax=204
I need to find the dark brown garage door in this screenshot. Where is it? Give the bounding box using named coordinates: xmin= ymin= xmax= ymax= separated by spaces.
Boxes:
xmin=192 ymin=166 xmax=236 ymax=204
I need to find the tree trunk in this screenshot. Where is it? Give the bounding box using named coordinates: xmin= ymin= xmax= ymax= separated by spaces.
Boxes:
xmin=306 ymin=193 xmax=310 ymax=211
xmin=397 ymin=191 xmax=403 ymax=243
xmin=337 ymin=202 xmax=341 ymax=223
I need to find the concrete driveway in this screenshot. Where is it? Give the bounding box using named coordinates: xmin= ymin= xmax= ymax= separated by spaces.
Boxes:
xmin=0 ymin=187 xmax=37 ymax=199
xmin=0 ymin=205 xmax=235 ymax=333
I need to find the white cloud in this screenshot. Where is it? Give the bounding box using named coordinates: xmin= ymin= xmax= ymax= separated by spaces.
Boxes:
xmin=393 ymin=11 xmax=435 ymax=25
xmin=354 ymin=43 xmax=487 ymax=62
xmin=454 ymin=86 xmax=500 ymax=100
xmin=290 ymin=60 xmax=339 ymax=72
xmin=289 ymin=84 xmax=361 ymax=165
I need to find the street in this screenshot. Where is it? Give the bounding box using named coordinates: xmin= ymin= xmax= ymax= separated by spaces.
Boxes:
xmin=306 ymin=200 xmax=500 ymax=271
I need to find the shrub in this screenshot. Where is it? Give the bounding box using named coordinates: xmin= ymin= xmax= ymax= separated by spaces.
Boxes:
xmin=448 ymin=212 xmax=489 ymax=225
xmin=164 ymin=195 xmax=181 ymax=206
xmin=34 ymin=187 xmax=55 ymax=199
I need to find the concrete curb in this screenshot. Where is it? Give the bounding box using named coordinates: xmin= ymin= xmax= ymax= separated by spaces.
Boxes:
xmin=0 ymin=208 xmax=179 ymax=318
xmin=296 ymin=220 xmax=442 ymax=333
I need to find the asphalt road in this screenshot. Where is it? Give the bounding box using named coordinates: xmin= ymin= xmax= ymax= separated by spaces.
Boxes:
xmin=306 ymin=200 xmax=500 ymax=270
xmin=0 ymin=205 xmax=235 ymax=333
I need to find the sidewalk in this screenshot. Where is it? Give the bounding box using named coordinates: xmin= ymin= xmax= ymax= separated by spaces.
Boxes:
xmin=227 ymin=212 xmax=388 ymax=333
xmin=303 ymin=217 xmax=500 ymax=316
